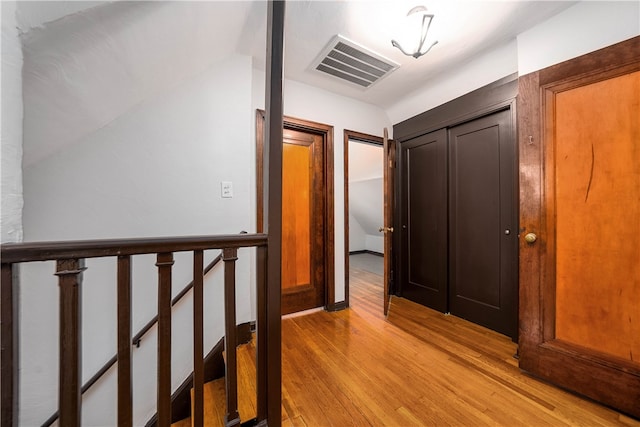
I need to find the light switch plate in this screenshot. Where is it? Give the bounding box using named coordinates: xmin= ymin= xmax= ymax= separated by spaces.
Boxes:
xmin=221 ymin=181 xmax=233 ymax=198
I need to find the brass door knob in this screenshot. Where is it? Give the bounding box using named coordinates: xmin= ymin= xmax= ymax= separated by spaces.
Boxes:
xmin=378 ymin=227 xmax=394 ymax=233
xmin=524 ymin=233 xmax=537 ymax=244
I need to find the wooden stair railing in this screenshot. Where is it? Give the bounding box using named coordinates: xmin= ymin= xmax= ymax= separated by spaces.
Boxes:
xmin=32 ymin=232 xmax=248 ymax=427
xmin=2 ymin=1 xmax=285 ymax=424
xmin=1 ymin=233 xmax=268 ymax=427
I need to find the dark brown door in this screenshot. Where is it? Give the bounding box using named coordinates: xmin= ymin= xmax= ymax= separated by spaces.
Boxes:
xmin=399 ymin=128 xmax=448 ymax=312
xmin=518 ymin=38 xmax=640 ymax=417
xmin=448 ymin=110 xmax=517 ymax=338
xmin=281 ymin=129 xmax=326 ymax=315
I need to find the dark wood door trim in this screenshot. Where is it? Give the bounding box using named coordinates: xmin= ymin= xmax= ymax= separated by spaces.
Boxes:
xmin=343 ymin=130 xmax=384 ymax=309
xmin=518 ymin=36 xmax=640 ymax=418
xmin=394 ymin=73 xmax=518 ymax=142
xmin=256 ymin=110 xmax=335 ymax=310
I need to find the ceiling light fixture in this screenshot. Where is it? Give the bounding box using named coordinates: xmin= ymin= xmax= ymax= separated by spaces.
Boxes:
xmin=391 ymin=6 xmax=439 ymax=59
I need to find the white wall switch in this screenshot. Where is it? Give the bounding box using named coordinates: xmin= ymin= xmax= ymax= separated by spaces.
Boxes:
xmin=221 ymin=181 xmax=233 ymax=198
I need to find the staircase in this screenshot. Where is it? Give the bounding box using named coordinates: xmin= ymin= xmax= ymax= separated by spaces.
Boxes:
xmin=1 ymin=3 xmax=285 ymax=425
xmin=173 ymin=338 xmax=257 ymax=427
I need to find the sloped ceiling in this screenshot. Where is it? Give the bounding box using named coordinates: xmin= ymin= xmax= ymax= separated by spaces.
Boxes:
xmin=17 ymin=1 xmax=577 ymax=166
xmin=19 ymin=1 xmax=261 ymax=166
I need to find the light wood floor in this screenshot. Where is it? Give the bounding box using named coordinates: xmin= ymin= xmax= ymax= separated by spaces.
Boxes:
xmin=280 ymin=266 xmax=640 ymax=426
xmin=176 ymin=265 xmax=639 ymax=426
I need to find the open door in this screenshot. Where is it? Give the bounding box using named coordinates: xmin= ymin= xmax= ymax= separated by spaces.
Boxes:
xmin=382 ymin=128 xmax=395 ymax=315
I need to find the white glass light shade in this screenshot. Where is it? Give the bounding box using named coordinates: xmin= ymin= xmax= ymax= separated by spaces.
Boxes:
xmin=391 ymin=5 xmax=438 ymax=59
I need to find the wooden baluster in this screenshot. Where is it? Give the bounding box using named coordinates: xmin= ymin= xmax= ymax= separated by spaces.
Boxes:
xmin=223 ymin=248 xmax=240 ymax=427
xmin=156 ymin=253 xmax=174 ymax=427
xmin=1 ymin=263 xmax=19 ymax=427
xmin=193 ymin=250 xmax=205 ymax=427
xmin=56 ymin=258 xmax=86 ymax=427
xmin=117 ymin=256 xmax=133 ymax=427
xmin=255 ymin=246 xmax=267 ymax=423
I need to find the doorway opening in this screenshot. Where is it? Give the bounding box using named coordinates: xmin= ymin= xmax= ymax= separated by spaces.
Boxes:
xmin=343 ymin=130 xmax=384 ymax=308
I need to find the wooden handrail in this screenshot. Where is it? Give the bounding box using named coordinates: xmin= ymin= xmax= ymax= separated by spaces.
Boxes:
xmin=1 ymin=232 xmax=268 ymax=427
xmin=0 ymin=233 xmax=266 ymax=263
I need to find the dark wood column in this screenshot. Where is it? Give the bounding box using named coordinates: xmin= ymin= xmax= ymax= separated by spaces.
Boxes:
xmin=261 ymin=1 xmax=285 ymax=426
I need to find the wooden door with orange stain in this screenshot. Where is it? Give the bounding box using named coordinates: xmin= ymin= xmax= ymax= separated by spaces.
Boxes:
xmin=281 ymin=129 xmax=326 ymax=315
xmin=518 ymin=37 xmax=640 ymax=418
xmin=553 ymin=72 xmax=640 ymax=361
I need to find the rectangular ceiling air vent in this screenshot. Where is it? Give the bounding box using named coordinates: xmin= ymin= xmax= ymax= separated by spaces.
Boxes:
xmin=311 ymin=35 xmax=399 ymax=89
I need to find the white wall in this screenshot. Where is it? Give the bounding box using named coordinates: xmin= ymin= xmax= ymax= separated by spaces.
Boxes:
xmin=365 ymin=235 xmax=384 ymax=254
xmin=252 ymin=73 xmax=391 ymax=302
xmin=518 ymin=1 xmax=640 ymax=75
xmin=349 ymin=178 xmax=383 ymax=249
xmin=21 ymin=54 xmax=255 ymax=426
xmin=348 ymin=213 xmax=366 ymax=252
xmin=1 ymin=1 xmax=24 ymax=243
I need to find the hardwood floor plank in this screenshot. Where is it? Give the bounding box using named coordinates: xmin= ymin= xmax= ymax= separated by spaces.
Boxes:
xmin=203 ymin=379 xmax=225 ymax=427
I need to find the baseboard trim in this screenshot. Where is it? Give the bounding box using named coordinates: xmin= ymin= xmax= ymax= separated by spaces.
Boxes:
xmin=326 ymin=301 xmax=348 ymax=312
xmin=237 ymin=321 xmax=253 ymax=346
xmin=349 ymin=250 xmax=383 ymax=257
xmin=146 ymin=321 xmax=253 ymax=426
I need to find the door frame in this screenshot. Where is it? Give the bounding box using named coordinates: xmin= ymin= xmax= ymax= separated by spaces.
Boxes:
xmin=343 ymin=130 xmax=384 ymax=309
xmin=256 ymin=110 xmax=335 ymax=310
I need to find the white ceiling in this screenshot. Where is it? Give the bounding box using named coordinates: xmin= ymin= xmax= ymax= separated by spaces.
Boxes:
xmin=274 ymin=0 xmax=575 ymax=108
xmin=16 ymin=0 xmax=577 ymax=166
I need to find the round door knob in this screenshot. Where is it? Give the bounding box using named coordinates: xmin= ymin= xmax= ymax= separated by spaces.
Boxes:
xmin=524 ymin=233 xmax=537 ymax=244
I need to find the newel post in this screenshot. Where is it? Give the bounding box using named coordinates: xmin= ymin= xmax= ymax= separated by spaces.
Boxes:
xmin=55 ymin=258 xmax=87 ymax=427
